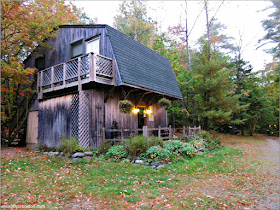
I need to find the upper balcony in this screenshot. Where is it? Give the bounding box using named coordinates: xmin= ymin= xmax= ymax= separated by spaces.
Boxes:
xmin=37 ymin=53 xmax=115 ymax=98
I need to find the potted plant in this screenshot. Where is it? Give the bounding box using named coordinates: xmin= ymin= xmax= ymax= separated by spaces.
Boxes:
xmin=118 ymin=100 xmax=133 ymax=114
xmin=158 ymin=98 xmax=171 ymax=109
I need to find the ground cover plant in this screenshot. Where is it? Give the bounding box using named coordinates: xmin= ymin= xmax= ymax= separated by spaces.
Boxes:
xmin=1 ymin=134 xmax=279 ymax=209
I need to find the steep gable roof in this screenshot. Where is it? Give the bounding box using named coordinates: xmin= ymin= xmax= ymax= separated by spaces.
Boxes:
xmin=105 ymin=25 xmax=182 ymax=99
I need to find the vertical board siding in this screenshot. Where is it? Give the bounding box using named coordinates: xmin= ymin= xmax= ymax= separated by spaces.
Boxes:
xmin=26 ymin=111 xmax=38 ymax=144
xmin=38 ymin=95 xmax=72 ymax=147
xmin=24 ymin=27 xmax=114 ymax=70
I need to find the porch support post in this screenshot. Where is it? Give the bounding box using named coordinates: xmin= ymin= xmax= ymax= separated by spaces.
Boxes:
xmin=158 ymin=125 xmax=161 ymax=138
xmin=169 ymin=125 xmax=172 ymax=140
xmin=143 ymin=126 xmax=147 ymax=137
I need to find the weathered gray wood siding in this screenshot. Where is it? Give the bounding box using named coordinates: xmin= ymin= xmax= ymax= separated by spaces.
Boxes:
xmin=24 ymin=27 xmax=113 ymax=68
xmin=105 ymin=91 xmax=138 ymax=130
xmin=38 ymin=95 xmax=72 ymax=147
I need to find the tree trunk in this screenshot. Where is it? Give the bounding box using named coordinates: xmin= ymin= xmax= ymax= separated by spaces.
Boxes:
xmin=204 ymin=117 xmax=209 ymax=131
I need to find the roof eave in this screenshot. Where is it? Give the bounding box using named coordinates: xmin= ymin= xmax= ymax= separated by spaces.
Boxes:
xmin=121 ymin=82 xmax=183 ymax=100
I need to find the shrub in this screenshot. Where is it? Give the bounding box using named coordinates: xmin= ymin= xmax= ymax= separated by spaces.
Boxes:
xmin=118 ymin=100 xmax=133 ymax=114
xmin=98 ymin=141 xmax=115 ymax=155
xmin=164 ymin=140 xmax=196 ymax=158
xmin=164 ymin=140 xmax=185 ymax=155
xmin=146 ymin=146 xmax=171 ymax=162
xmin=59 ymin=137 xmax=84 ymax=154
xmin=106 ymin=145 xmax=128 ymax=161
xmin=148 ymin=136 xmax=163 ymax=148
xmin=125 ymin=135 xmax=148 ymax=157
xmin=198 ymin=131 xmax=221 ymax=151
xmin=190 ymin=137 xmax=205 ymax=149
xmin=180 ymin=143 xmax=196 ymax=158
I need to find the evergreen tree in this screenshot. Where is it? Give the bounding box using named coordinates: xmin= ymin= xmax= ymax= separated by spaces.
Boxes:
xmin=192 ymin=42 xmax=237 ymax=130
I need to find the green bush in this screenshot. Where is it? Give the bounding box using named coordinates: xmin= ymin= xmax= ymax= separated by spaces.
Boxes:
xmin=125 ymin=135 xmax=148 ymax=157
xmin=180 ymin=143 xmax=196 ymax=158
xmin=164 ymin=140 xmax=196 ymax=158
xmin=98 ymin=141 xmax=115 ymax=155
xmin=146 ymin=146 xmax=171 ymax=162
xmin=60 ymin=137 xmax=84 ymax=154
xmin=147 ymin=136 xmax=163 ymax=148
xmin=198 ymin=131 xmax=221 ymax=151
xmin=189 ymin=137 xmax=205 ymax=149
xmin=164 ymin=140 xmax=185 ymax=155
xmin=106 ymin=145 xmax=128 ymax=161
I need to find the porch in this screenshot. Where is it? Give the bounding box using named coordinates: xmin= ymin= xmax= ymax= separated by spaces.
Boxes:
xmin=37 ymin=52 xmax=115 ymax=98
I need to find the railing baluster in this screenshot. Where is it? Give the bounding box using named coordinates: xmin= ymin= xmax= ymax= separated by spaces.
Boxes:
xmin=63 ymin=63 xmax=66 ymax=88
xmin=51 ymin=67 xmax=54 ymax=91
xmin=78 ymin=57 xmax=81 ymax=91
xmin=40 ymin=71 xmax=43 ymax=99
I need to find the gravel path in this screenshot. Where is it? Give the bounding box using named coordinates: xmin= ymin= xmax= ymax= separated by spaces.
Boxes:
xmin=257 ymin=137 xmax=280 ymax=209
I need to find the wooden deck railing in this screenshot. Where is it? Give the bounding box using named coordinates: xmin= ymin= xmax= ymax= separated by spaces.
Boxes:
xmin=102 ymin=125 xmax=173 ymax=142
xmin=102 ymin=125 xmax=202 ymax=142
xmin=37 ymin=53 xmax=114 ymax=98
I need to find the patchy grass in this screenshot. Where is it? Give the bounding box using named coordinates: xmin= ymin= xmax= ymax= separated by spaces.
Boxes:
xmin=1 ymin=135 xmax=279 ymax=209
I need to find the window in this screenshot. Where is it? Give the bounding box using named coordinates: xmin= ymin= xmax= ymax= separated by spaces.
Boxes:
xmin=35 ymin=56 xmax=45 ymax=70
xmin=86 ymin=37 xmax=100 ymax=54
xmin=70 ymin=39 xmax=83 ymax=58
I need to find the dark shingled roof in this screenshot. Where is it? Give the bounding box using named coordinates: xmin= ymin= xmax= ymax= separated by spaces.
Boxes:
xmin=105 ymin=25 xmax=182 ymax=99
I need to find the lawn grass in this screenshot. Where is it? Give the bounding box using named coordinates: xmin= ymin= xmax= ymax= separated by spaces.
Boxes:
xmin=1 ymin=135 xmax=279 ymax=209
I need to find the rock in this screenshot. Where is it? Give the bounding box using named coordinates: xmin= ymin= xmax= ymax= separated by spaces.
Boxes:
xmin=84 ymin=151 xmax=93 ymax=156
xmin=144 ymin=162 xmax=150 ymax=166
xmin=135 ymin=156 xmax=140 ymax=160
xmin=83 ymin=156 xmax=92 ymax=161
xmin=199 ymin=147 xmax=205 ymax=152
xmin=60 ymin=152 xmax=64 ymax=156
xmin=53 ymin=152 xmax=60 ymax=156
xmin=151 ymin=165 xmax=157 ymax=169
xmin=72 ymin=158 xmax=81 ymax=162
xmin=72 ymin=152 xmax=85 ymax=158
xmin=43 ymin=152 xmax=48 ymax=155
xmin=122 ymin=159 xmax=130 ymax=163
xmin=135 ymin=160 xmax=144 ymax=164
xmin=48 ymin=152 xmax=55 ymax=156
xmin=151 ymin=162 xmax=159 ymax=167
xmin=157 ymin=164 xmax=165 ymax=170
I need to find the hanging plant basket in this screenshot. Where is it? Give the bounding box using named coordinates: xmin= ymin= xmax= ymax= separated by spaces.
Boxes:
xmin=179 ymin=109 xmax=189 ymax=117
xmin=118 ymin=100 xmax=133 ymax=114
xmin=158 ymin=98 xmax=171 ymax=109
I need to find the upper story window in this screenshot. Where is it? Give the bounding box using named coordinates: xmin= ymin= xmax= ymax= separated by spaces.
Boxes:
xmin=86 ymin=37 xmax=100 ymax=54
xmin=35 ymin=56 xmax=45 ymax=70
xmin=70 ymin=39 xmax=83 ymax=58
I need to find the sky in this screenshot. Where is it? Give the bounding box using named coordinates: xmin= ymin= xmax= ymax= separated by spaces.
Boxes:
xmin=73 ymin=0 xmax=275 ymax=72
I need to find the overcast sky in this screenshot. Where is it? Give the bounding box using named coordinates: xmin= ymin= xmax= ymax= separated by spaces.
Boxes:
xmin=74 ymin=0 xmax=275 ymax=71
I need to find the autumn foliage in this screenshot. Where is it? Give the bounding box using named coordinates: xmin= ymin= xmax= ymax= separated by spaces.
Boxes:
xmin=1 ymin=0 xmax=81 ymax=127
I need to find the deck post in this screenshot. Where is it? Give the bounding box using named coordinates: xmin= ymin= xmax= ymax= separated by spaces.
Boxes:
xmin=91 ymin=53 xmax=96 ymax=82
xmin=51 ymin=67 xmax=54 ymax=91
xmin=89 ymin=53 xmax=95 ymax=81
xmin=158 ymin=125 xmax=161 ymax=138
xmin=183 ymin=126 xmax=186 ymax=137
xmin=78 ymin=57 xmax=82 ymax=91
xmin=188 ymin=126 xmax=191 ymax=137
xmin=112 ymin=59 xmax=115 ymax=85
xmin=63 ymin=63 xmax=66 ymax=88
xmin=39 ymin=71 xmax=43 ymax=99
xmin=102 ymin=127 xmax=106 ymax=142
xmin=143 ymin=126 xmax=147 ymax=137
xmin=169 ymin=125 xmax=172 ymax=140
xmin=121 ymin=127 xmax=124 ymax=142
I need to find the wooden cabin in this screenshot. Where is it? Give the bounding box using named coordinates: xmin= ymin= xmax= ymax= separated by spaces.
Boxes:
xmin=24 ymin=24 xmax=182 ymax=149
